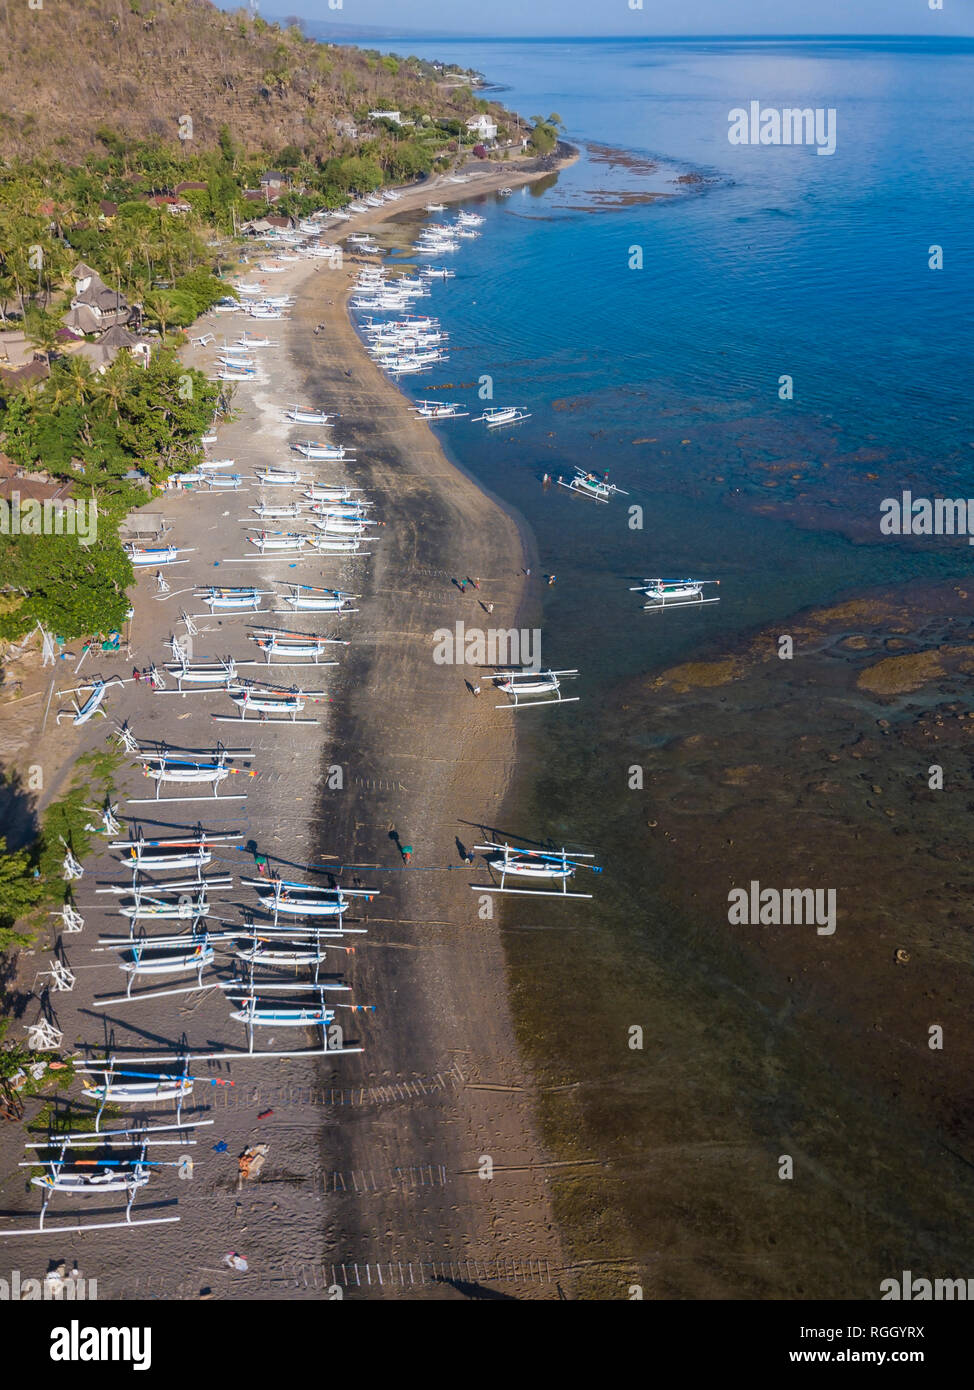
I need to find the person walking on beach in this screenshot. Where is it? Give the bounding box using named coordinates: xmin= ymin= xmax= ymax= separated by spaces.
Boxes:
xmin=486 ymin=602 xmax=494 ymax=615
xmin=401 ymin=844 xmax=413 ymax=864
xmin=254 ymin=852 xmax=268 ymax=877
xmin=473 ymin=684 xmax=481 ymax=697
xmin=547 ymin=574 xmax=557 ymax=586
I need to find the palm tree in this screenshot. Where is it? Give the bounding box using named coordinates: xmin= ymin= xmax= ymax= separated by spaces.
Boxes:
xmin=62 ymin=356 xmax=93 ymax=409
xmin=23 ymin=303 xmax=63 ymax=366
xmin=0 ymin=266 xmax=17 ymax=325
xmin=144 ymin=292 xmax=175 ymax=340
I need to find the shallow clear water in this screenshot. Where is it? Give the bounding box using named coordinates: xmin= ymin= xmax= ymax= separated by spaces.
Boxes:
xmin=339 ymin=36 xmax=974 ymax=1294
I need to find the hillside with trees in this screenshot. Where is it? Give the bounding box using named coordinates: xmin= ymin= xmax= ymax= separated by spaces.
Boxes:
xmin=0 ymin=0 xmax=506 ymax=163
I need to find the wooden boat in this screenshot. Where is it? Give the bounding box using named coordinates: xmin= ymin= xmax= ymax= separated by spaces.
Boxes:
xmin=247 ymin=531 xmax=308 ymax=553
xmin=284 ymin=406 xmax=335 ymax=425
xmin=470 ymin=841 xmax=602 ymax=899
xmin=164 ymin=656 xmax=237 ymax=689
xmin=291 ymin=440 xmax=347 ymax=460
xmin=112 ymin=829 xmax=240 ymax=872
xmin=629 ymin=578 xmax=721 ymax=611
xmin=255 ymin=466 xmax=304 ymax=486
xmin=303 ymin=484 xmax=361 ymax=503
xmin=471 ymin=406 xmax=531 ymax=428
xmin=250 ymin=502 xmax=306 ymax=520
xmin=490 ymin=668 xmax=580 ymax=709
xmin=225 ymin=683 xmax=308 ymax=720
xmin=118 ymin=894 xmax=209 ymax=921
xmin=251 ymin=631 xmax=336 ymax=663
xmin=134 ymin=748 xmax=256 ymax=802
xmin=55 ymin=677 xmax=123 ymax=727
xmin=413 ymin=400 xmax=468 ymax=418
xmin=558 ymin=468 xmax=629 ymax=504
xmin=278 ymin=584 xmax=357 ymax=612
xmin=81 ymin=1076 xmax=195 ymax=1106
xmin=125 ymin=543 xmax=194 ymax=566
xmin=307 ymin=535 xmax=365 ymax=554
xmin=228 ymin=997 xmax=334 ymax=1028
xmin=197 ymin=586 xmax=264 ymax=610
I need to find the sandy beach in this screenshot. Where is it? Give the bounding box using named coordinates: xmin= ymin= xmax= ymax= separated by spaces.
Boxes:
xmin=0 ymin=153 xmax=574 ymax=1297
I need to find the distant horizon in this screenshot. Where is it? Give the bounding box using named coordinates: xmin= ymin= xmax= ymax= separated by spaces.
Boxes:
xmin=235 ymin=0 xmax=973 ymax=41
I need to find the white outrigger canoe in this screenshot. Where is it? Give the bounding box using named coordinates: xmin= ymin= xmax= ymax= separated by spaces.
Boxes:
xmin=472 ymin=406 xmax=531 ymax=428
xmin=629 ymin=578 xmax=721 ymax=611
xmin=125 ymin=543 xmax=194 ymax=566
xmin=284 ymin=406 xmax=335 ymax=425
xmin=278 ymin=584 xmax=358 ymax=612
xmin=291 ymin=440 xmax=348 ymax=460
xmin=224 ymin=683 xmax=310 ymax=721
xmin=311 ymin=515 xmax=373 ymax=535
xmin=245 ymin=876 xmax=377 ymax=918
xmin=308 ymin=535 xmax=366 ymax=554
xmin=114 ymin=838 xmax=212 ymax=872
xmin=303 ymin=484 xmax=361 ymax=504
xmin=111 ymin=830 xmax=241 ymax=872
xmin=165 ymin=656 xmax=237 ymax=689
xmin=251 ymin=632 xmax=337 ymax=663
xmin=471 ymin=841 xmax=603 ymax=899
xmin=197 ymin=586 xmax=265 ymax=611
xmin=250 ymin=502 xmax=306 ymax=521
xmin=81 ymin=1076 xmax=195 ymax=1106
xmin=228 ymin=997 xmax=334 ymax=1028
xmin=255 ymin=466 xmax=304 ymax=486
xmin=118 ymin=942 xmax=215 ymax=978
xmin=413 ymin=400 xmax=468 ymax=418
xmin=118 ymin=895 xmax=209 ymax=921
xmin=558 ymin=469 xmax=629 ymax=504
xmin=247 ymin=531 xmax=308 ymax=553
xmin=200 ymin=472 xmax=243 ymax=489
xmin=490 ymin=668 xmax=580 ymax=709
xmin=134 ymin=750 xmax=256 ymax=801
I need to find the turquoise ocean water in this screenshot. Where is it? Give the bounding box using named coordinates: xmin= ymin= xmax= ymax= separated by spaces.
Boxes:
xmin=330 ymin=36 xmax=974 ymax=1294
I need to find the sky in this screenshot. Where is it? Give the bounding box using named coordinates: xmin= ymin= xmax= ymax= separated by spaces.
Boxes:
xmin=240 ymin=0 xmax=974 ymax=39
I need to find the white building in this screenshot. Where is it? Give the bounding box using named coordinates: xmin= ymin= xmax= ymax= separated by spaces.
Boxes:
xmin=369 ymin=110 xmax=403 ymax=125
xmin=466 ymin=115 xmax=498 ymax=141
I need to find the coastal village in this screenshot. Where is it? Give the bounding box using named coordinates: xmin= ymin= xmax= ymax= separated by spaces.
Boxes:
xmin=0 ymin=0 xmax=574 ymax=1297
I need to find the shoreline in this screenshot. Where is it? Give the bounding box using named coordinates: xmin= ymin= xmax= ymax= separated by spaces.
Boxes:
xmin=0 ymin=152 xmax=574 ymax=1294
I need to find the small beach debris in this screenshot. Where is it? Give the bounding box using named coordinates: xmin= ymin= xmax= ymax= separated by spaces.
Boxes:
xmin=212 ymin=1140 xmax=229 ymax=1153
xmin=238 ymin=1144 xmax=268 ymax=1182
xmin=895 ymin=949 xmax=910 ymax=964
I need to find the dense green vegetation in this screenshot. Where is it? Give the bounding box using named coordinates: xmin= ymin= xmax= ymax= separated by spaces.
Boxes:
xmin=0 ymin=749 xmax=120 ymax=951
xmin=0 ymin=347 xmax=218 ymax=639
